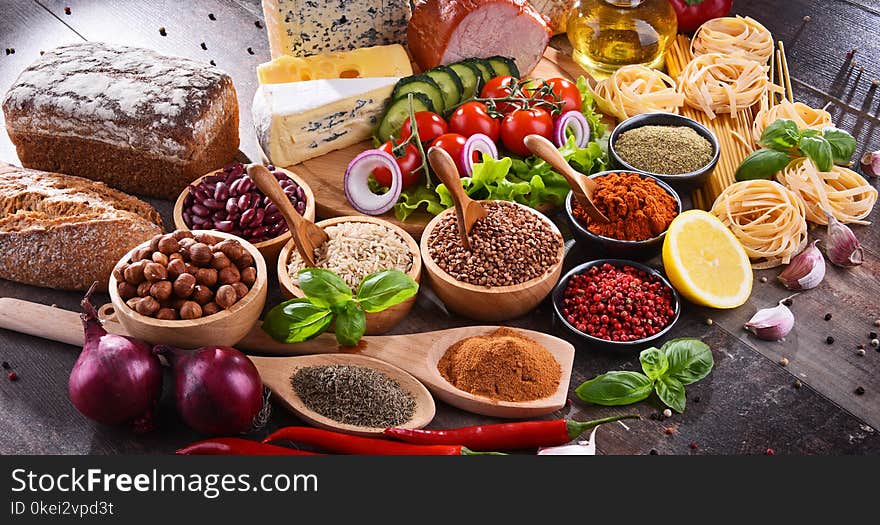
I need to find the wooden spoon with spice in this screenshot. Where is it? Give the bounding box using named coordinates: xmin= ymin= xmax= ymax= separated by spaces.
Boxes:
xmin=523 ymin=134 xmax=610 ymax=224
xmin=247 ymin=164 xmax=328 ymax=267
xmin=427 ymin=146 xmax=487 ymax=251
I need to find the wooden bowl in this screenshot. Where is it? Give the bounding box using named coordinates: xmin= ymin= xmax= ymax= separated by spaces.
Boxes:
xmin=277 ymin=215 xmax=422 ymax=335
xmin=173 ymin=166 xmax=316 ymax=265
xmin=420 ymin=202 xmax=565 ymax=321
xmin=108 ymin=230 xmax=268 ymax=349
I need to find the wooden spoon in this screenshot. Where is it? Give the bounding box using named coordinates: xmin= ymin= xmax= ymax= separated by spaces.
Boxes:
xmin=427 ymin=146 xmax=487 ymax=251
xmin=0 ymin=298 xmax=574 ymax=419
xmin=246 ymin=163 xmax=328 ymax=266
xmin=523 ymin=134 xmax=610 ymax=224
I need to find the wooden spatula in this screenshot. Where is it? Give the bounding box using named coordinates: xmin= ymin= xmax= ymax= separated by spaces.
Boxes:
xmin=247 ymin=164 xmax=328 ymax=267
xmin=523 ymin=134 xmax=610 ymax=224
xmin=427 ymin=147 xmax=487 ymax=251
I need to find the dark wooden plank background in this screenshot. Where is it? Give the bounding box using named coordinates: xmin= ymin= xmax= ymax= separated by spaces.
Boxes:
xmin=1 ymin=0 xmax=878 ymax=455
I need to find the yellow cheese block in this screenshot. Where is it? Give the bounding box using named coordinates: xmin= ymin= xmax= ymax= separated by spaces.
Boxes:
xmin=257 ymin=45 xmax=413 ymax=84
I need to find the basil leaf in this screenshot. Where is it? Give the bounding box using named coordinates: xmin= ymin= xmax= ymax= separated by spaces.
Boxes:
xmin=662 ymin=338 xmax=714 ymax=385
xmin=333 ymin=300 xmax=366 ymax=347
xmin=356 ymin=269 xmax=419 ymax=313
xmin=655 ymin=376 xmax=686 ymax=413
xmin=798 ymin=136 xmax=834 ymax=172
xmin=297 ymin=268 xmax=353 ymax=308
xmin=821 ymin=127 xmax=856 ymax=163
xmin=575 ymin=371 xmax=654 ymax=406
xmin=639 ymin=347 xmax=669 ymax=380
xmin=262 ymin=298 xmax=333 ymax=343
xmin=759 ymin=118 xmax=800 ymax=150
xmin=734 ymin=148 xmax=791 ymax=181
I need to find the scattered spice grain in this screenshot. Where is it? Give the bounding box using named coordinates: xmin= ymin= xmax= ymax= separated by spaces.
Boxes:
xmin=874 ymin=319 xmax=880 ymax=327
xmin=689 ymin=441 xmax=698 ymax=450
xmin=64 ymin=6 xmax=71 ymax=15
xmin=779 ymin=357 xmax=789 ymax=367
xmin=662 ymin=408 xmax=672 ymax=418
xmin=210 ymin=60 xmax=216 ymax=66
xmin=255 ymin=20 xmax=263 ymax=29
xmin=615 ymin=125 xmax=714 ymax=175
xmin=794 ymin=379 xmax=803 ymax=389
xmin=200 ymin=42 xmax=207 ymax=50
xmin=826 ymin=336 xmax=835 ymax=344
xmin=159 ymin=27 xmax=167 ymax=36
xmin=247 ymin=47 xmax=255 ymax=55
xmin=782 ymin=298 xmax=794 ymax=307
xmin=664 ymin=427 xmax=675 ymax=435
xmin=855 ymin=386 xmax=866 ymax=395
xmin=208 ymin=13 xmax=216 ymax=20
xmin=437 ymin=328 xmax=561 ymax=402
xmin=765 ymin=448 xmax=775 ymax=455
xmin=1 ymin=361 xmax=9 ymax=369
xmin=649 ymin=449 xmax=659 ymax=455
xmin=856 ymin=348 xmax=866 ymax=356
xmin=824 ymin=313 xmax=832 ymax=321
xmin=870 ymin=331 xmax=878 ymax=340
xmin=760 ymin=276 xmax=768 ymax=283
xmin=705 ymin=318 xmax=713 ymax=326
xmin=872 ymin=339 xmax=880 ymax=348
xmin=8 ymin=372 xmax=17 ymax=381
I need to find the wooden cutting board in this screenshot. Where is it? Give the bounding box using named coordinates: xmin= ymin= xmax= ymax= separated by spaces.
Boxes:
xmin=288 ymin=48 xmax=595 ymax=238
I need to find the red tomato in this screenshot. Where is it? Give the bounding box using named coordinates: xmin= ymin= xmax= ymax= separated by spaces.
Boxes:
xmin=429 ymin=133 xmax=468 ymax=175
xmin=668 ymin=0 xmax=732 ymax=34
xmin=538 ymin=77 xmax=582 ymax=115
xmin=480 ymin=76 xmax=521 ymax=114
xmin=500 ymin=108 xmax=554 ymax=157
xmin=447 ymin=102 xmax=501 ymax=141
xmin=373 ymin=141 xmax=422 ymax=189
xmin=400 ymin=111 xmax=448 ymax=143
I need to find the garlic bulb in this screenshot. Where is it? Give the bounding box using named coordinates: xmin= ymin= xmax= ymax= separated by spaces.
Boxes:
xmin=861 ymin=151 xmax=878 ymax=178
xmin=744 ymin=295 xmax=797 ymax=341
xmin=824 ymin=211 xmax=863 ymax=267
xmin=778 ymin=240 xmax=825 ymax=290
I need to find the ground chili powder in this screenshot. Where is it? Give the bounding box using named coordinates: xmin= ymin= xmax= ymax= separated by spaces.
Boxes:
xmin=437 ymin=328 xmax=561 ymax=402
xmin=573 ymin=172 xmax=678 ymax=241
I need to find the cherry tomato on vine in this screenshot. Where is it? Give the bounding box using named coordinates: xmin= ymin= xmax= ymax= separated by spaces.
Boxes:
xmin=538 ymin=77 xmax=582 ymax=115
xmin=400 ymin=111 xmax=448 ymax=143
xmin=668 ymin=0 xmax=732 ymax=34
xmin=479 ymin=76 xmax=521 ymax=114
xmin=500 ymin=108 xmax=554 ymax=157
xmin=429 ymin=133 xmax=468 ymax=175
xmin=448 ymin=102 xmax=501 ymax=141
xmin=373 ymin=140 xmax=422 ymax=189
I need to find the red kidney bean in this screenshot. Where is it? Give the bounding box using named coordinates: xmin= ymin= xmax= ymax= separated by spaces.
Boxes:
xmin=214 ymin=182 xmax=229 ymax=201
xmin=274 ymin=171 xmax=287 ymax=181
xmin=226 ymin=198 xmax=238 ymax=214
xmin=203 ymin=198 xmax=224 ymax=210
xmin=265 ymin=203 xmax=278 ymax=215
xmin=295 ymin=187 xmax=306 ymax=201
xmin=182 ymin=212 xmax=192 ymax=226
xmin=249 ymin=209 xmax=265 ymax=228
xmin=227 ymin=211 xmax=240 ymax=222
xmin=214 ymin=220 xmax=234 ymax=232
xmin=237 ymin=194 xmax=250 ymax=210
xmin=212 ymin=210 xmax=226 ymax=221
xmin=250 ymin=226 xmax=269 ymax=239
xmin=191 ymin=203 xmax=210 ymax=217
xmin=295 ymin=201 xmax=306 ymax=214
xmin=240 ymin=208 xmax=256 ymax=226
xmin=229 ymin=178 xmax=245 ymax=197
xmin=184 ymin=193 xmax=194 ymax=206
xmin=265 ymin=211 xmax=282 ymax=224
xmin=190 ymin=214 xmax=209 ymax=226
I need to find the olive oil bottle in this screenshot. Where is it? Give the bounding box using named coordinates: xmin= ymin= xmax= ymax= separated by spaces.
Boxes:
xmin=567 ymin=0 xmax=678 ymax=78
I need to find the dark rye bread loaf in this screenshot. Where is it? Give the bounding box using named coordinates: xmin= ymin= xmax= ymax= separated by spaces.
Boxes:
xmin=0 ymin=163 xmax=164 ymax=291
xmin=1 ymin=42 xmax=239 ymax=199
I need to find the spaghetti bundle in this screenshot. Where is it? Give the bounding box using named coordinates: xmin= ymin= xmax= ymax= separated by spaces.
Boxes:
xmin=678 ymin=53 xmax=772 ymax=119
xmin=752 ymin=100 xmax=832 ymax=144
xmin=590 ymin=65 xmax=684 ymax=121
xmin=776 ymin=158 xmax=878 ymax=225
xmin=710 ymin=180 xmax=808 ymax=269
xmin=692 ymin=16 xmax=774 ymax=63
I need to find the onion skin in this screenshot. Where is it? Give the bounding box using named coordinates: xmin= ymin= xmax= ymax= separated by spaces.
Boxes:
xmin=155 ymin=345 xmax=263 ymax=435
xmin=69 ymin=283 xmax=162 ymax=432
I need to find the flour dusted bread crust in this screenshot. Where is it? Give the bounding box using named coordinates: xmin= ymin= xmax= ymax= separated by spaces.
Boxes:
xmin=2 ymin=42 xmax=239 ymax=199
xmin=0 ymin=164 xmax=164 ymax=291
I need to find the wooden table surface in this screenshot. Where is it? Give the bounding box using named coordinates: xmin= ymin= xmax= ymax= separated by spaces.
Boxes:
xmin=1 ymin=0 xmax=879 ymax=455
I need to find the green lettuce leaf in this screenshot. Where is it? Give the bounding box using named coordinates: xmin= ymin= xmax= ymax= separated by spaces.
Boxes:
xmin=576 ymin=75 xmax=608 ymax=137
xmin=393 ymin=185 xmax=447 ymax=221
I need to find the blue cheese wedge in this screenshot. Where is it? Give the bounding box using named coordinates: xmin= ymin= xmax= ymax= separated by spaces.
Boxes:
xmin=252 ymin=77 xmax=399 ymax=167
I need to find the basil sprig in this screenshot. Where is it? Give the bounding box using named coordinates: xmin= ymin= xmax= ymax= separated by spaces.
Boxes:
xmin=735 ymin=119 xmax=857 ymax=181
xmin=575 ymin=338 xmax=714 ymax=413
xmin=262 ymin=268 xmax=418 ymax=346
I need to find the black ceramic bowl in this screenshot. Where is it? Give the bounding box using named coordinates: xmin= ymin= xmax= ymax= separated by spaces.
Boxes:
xmin=552 ymin=259 xmax=681 ymax=352
xmin=564 ymin=171 xmax=682 ymax=260
xmin=608 ymin=112 xmax=720 ymax=189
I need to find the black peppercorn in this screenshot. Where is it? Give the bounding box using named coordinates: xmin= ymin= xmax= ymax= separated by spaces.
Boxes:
xmin=159 ymin=27 xmax=167 ymax=36
xmin=826 ymin=336 xmax=834 ymax=344
xmin=782 ymin=298 xmax=793 ymax=307
xmin=247 ymin=47 xmax=255 ymax=55
xmin=1 ymin=361 xmax=9 ymax=369
xmin=855 ymin=386 xmax=865 ymax=395
xmin=870 ymin=331 xmax=877 ymax=339
xmin=210 ymin=59 xmax=216 ymax=66
xmin=824 ymin=313 xmax=832 ymax=321
xmin=693 ymin=395 xmax=701 ymax=403
xmin=200 ymin=42 xmax=207 ymax=50
xmin=208 ymin=13 xmax=216 ymax=20
xmin=649 ymin=449 xmax=658 ymax=455
xmin=255 ymin=20 xmax=263 ymax=28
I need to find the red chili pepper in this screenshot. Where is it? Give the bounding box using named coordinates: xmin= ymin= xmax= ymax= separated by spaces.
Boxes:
xmin=176 ymin=437 xmax=322 ymax=456
xmin=384 ymin=414 xmax=638 ymax=450
xmin=263 ymin=427 xmax=502 ymax=455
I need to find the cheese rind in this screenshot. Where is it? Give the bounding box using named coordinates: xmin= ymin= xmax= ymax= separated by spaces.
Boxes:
xmin=252 ymin=77 xmax=399 ymax=167
xmin=257 ymin=45 xmax=413 ymax=84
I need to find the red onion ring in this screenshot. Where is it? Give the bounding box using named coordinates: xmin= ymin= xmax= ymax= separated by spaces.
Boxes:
xmin=554 ymin=111 xmax=591 ymax=148
xmin=461 ymin=133 xmax=498 ymax=177
xmin=344 ymin=149 xmax=402 ymax=215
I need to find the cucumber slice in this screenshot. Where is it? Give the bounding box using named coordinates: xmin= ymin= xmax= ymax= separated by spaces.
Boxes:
xmin=448 ymin=62 xmax=482 ymax=100
xmin=392 ymin=74 xmax=445 ymax=115
xmin=424 ymin=66 xmax=464 ymax=112
xmin=486 ymin=56 xmax=520 ymax=78
xmin=376 ymin=92 xmax=433 ymax=143
xmin=466 ymin=59 xmax=497 ymax=86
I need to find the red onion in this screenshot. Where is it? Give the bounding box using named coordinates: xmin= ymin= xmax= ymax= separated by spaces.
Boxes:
xmin=154 ymin=345 xmax=264 ymax=435
xmin=69 ymin=282 xmax=162 ymax=432
xmin=344 ymin=149 xmax=402 ymax=215
xmin=861 ymin=151 xmax=879 ymax=178
xmin=461 ymin=133 xmax=498 ymax=177
xmin=553 ymin=110 xmax=590 ymax=148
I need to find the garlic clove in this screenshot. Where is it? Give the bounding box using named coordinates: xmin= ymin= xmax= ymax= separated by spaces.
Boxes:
xmin=778 ymin=240 xmax=825 ymax=290
xmin=744 ymin=297 xmax=796 ymax=341
xmin=861 ymin=151 xmax=879 ymax=178
xmin=824 ymin=211 xmax=863 ymax=267
xmin=538 ymin=426 xmax=598 ymax=455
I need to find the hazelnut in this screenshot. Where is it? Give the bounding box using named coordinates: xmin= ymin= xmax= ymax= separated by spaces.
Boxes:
xmin=232 ymin=282 xmax=249 ymax=300
xmin=169 ymin=252 xmax=183 ymax=261
xmin=149 ymin=280 xmax=173 ymax=302
xmin=194 ymin=232 xmax=219 ymax=245
xmin=179 ymin=301 xmax=203 ymax=320
xmin=126 ymin=297 xmax=142 ymax=310
xmin=202 ymin=302 xmax=222 ymax=317
xmin=117 ymin=281 xmax=137 ymax=300
xmin=124 ymin=260 xmax=147 ymax=284
xmin=166 ymin=258 xmax=187 ymax=280
xmin=149 ymin=233 xmax=163 ymax=252
xmin=134 ymin=296 xmax=160 ymax=316
xmin=192 ymin=285 xmax=214 ymax=305
xmin=218 ymin=265 xmax=240 ymax=285
xmin=156 ymin=308 xmax=177 ymax=321
xmin=211 ymin=252 xmax=232 ymax=270
xmin=171 ymin=298 xmax=187 ymax=311
xmin=173 ymin=273 xmax=197 ymax=298
xmin=137 ymin=281 xmax=152 ymax=297
xmin=196 ymin=267 xmax=218 ymax=287
xmin=215 ymin=285 xmax=238 ymax=309
xmin=216 ymin=239 xmax=244 ymax=261
xmin=235 ymin=251 xmax=254 ymax=269
xmin=240 ymin=266 xmax=256 ymax=287
xmin=131 ymin=246 xmax=152 ymax=262
xmin=151 ymin=251 xmax=169 ymax=266
xmin=185 ymin=263 xmax=200 ymax=275
xmin=178 ymin=237 xmax=197 ymax=253
xmin=143 ymin=262 xmax=167 ymax=282
xmin=113 ymin=263 xmax=128 ymax=283
xmin=172 ymin=230 xmax=194 ymax=241
xmin=189 ymin=242 xmax=213 ymax=266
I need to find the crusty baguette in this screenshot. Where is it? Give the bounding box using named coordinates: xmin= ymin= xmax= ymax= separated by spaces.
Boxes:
xmin=0 ymin=164 xmax=164 ymax=291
